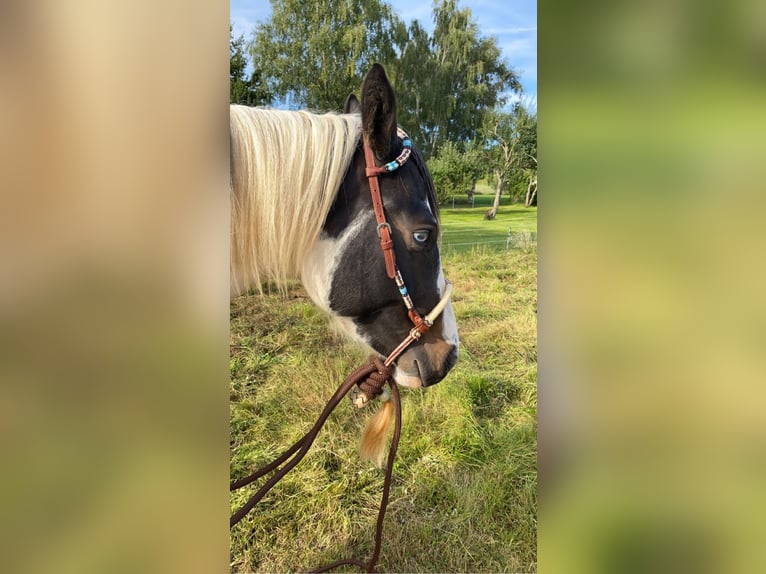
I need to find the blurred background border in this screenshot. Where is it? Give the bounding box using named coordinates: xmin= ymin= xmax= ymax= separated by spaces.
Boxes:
xmin=2 ymin=0 xmax=765 ymax=572
xmin=540 ymin=0 xmax=766 ymax=572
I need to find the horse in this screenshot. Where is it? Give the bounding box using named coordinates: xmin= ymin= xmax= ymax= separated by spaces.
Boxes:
xmin=229 ymin=64 xmax=459 ymax=458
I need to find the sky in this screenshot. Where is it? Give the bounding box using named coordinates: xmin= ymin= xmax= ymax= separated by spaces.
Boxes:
xmin=230 ymin=0 xmax=537 ymax=111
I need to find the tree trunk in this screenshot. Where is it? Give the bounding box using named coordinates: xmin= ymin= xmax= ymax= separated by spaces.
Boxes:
xmin=525 ymin=174 xmax=537 ymax=207
xmin=486 ymin=172 xmax=503 ymax=219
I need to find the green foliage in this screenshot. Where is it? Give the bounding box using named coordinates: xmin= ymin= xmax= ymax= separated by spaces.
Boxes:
xmin=247 ymin=1 xmax=519 ymax=153
xmin=250 ymin=0 xmax=404 ymax=111
xmin=386 ymin=18 xmax=433 ymax=130
xmin=480 ymin=104 xmax=537 ymax=209
xmin=506 ymin=168 xmax=532 ymax=203
xmin=427 ymin=141 xmax=484 ymax=204
xmin=485 ymin=167 xmax=531 ymax=203
xmin=230 ymin=27 xmax=272 ymax=105
xmin=518 ymin=113 xmax=538 ymax=171
xmin=482 ymin=104 xmax=536 ymax=175
xmin=393 ymin=0 xmax=521 ymax=157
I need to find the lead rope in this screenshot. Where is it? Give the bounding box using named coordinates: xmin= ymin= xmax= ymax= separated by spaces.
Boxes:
xmin=229 ymin=355 xmax=397 ymax=574
xmin=229 ymin=356 xmax=393 ymax=526
xmin=313 ymin=376 xmax=401 ymax=574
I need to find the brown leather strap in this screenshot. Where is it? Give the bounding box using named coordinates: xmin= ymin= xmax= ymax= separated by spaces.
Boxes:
xmin=363 ymin=136 xmax=430 ymax=329
xmin=408 ymin=309 xmax=428 ymax=333
xmin=364 ymin=141 xmax=397 ymax=279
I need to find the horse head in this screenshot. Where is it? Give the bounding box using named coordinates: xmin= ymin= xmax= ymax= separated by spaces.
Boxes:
xmin=302 ymin=64 xmax=459 ymax=387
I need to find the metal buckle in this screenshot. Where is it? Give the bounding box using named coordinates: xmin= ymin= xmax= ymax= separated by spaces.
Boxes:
xmin=376 ymin=222 xmax=392 ymax=238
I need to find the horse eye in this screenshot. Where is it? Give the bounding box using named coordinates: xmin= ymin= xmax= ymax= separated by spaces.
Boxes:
xmin=413 ymin=230 xmax=431 ymax=244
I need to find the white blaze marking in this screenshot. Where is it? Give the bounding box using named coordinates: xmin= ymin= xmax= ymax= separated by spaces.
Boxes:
xmin=301 ymin=215 xmax=363 ymax=311
xmin=301 ymin=215 xmax=373 ymax=347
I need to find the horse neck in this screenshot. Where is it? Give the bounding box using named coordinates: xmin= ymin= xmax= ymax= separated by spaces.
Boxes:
xmin=230 ymin=107 xmax=361 ymax=295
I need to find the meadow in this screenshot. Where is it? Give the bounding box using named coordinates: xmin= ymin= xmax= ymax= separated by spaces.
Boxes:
xmin=440 ymin=194 xmax=537 ymax=254
xmin=230 ymin=200 xmax=537 ymax=572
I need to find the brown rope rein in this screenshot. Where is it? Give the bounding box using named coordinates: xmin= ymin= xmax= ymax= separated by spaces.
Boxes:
xmin=230 ymin=355 xmax=401 ymax=574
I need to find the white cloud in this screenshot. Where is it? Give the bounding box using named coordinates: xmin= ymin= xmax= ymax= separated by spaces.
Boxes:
xmin=230 ymin=0 xmax=270 ymax=38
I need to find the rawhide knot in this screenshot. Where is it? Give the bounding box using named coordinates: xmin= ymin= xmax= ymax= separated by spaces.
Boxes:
xmin=349 ymin=356 xmax=394 ymax=409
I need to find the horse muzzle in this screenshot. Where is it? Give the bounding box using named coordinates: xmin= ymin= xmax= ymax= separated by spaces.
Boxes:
xmin=390 ymin=282 xmax=459 ymax=387
xmin=393 ymin=339 xmax=458 ymax=387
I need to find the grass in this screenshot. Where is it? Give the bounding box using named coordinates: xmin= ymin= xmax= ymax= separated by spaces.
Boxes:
xmin=440 ymin=197 xmax=537 ymax=254
xmin=230 ymin=223 xmax=537 ymax=572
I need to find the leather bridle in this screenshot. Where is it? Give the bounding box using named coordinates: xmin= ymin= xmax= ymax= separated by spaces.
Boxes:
xmin=362 ymin=127 xmax=453 ymax=368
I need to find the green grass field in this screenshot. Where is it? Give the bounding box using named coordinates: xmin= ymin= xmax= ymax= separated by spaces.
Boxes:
xmin=441 ymin=195 xmax=537 ymax=254
xmin=230 ymin=209 xmax=537 ymax=572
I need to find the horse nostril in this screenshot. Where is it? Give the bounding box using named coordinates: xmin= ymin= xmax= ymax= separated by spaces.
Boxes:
xmin=420 ymin=345 xmax=459 ymax=387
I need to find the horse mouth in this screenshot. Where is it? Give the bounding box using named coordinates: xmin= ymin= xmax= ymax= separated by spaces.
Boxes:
xmin=392 ymin=362 xmax=423 ymax=388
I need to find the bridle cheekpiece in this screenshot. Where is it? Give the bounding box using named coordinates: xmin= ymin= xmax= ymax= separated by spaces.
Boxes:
xmin=362 ymin=127 xmax=453 ymax=370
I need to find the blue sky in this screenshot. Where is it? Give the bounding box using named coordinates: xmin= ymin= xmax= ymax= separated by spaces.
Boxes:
xmin=230 ymin=0 xmax=537 ymax=111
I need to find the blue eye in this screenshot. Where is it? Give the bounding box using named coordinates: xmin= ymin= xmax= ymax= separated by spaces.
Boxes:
xmin=413 ymin=230 xmax=431 ymax=244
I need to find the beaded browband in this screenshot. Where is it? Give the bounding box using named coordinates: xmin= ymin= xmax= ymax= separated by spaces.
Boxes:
xmin=370 ymin=127 xmax=412 ymax=174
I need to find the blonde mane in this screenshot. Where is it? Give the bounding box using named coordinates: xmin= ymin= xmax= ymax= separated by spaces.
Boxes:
xmin=230 ymin=106 xmax=362 ymax=294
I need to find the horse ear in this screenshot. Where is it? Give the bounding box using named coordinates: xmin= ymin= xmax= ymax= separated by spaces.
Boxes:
xmin=361 ymin=63 xmax=397 ymax=161
xmin=344 ymin=94 xmax=361 ymax=114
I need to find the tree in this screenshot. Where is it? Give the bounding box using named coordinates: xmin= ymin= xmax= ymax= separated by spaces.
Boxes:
xmin=388 ymin=19 xmax=434 ymax=144
xmin=427 ymin=141 xmax=484 ymax=204
xmin=247 ymin=0 xmax=519 ymax=157
xmin=518 ymin=114 xmax=537 ymax=206
xmin=524 ymin=161 xmax=537 ymax=207
xmin=393 ymin=0 xmax=521 ymax=157
xmin=497 ymin=113 xmax=536 ymax=204
xmin=481 ymin=103 xmax=536 ymax=218
xmin=230 ymin=27 xmax=271 ymax=105
xmin=250 ymin=0 xmax=404 ymax=111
